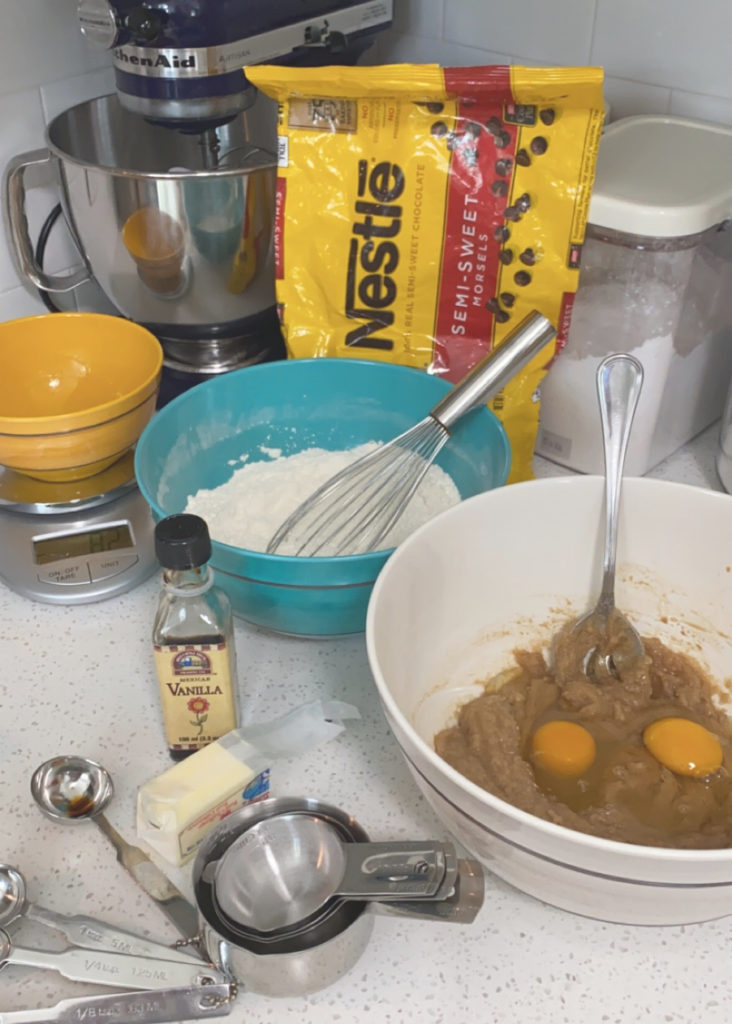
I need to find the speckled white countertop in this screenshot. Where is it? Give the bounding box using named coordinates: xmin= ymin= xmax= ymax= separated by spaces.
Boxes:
xmin=2 ymin=422 xmax=730 ymax=1024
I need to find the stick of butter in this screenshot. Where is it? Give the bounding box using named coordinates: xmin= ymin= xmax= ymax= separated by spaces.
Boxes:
xmin=136 ymin=699 xmax=360 ymax=866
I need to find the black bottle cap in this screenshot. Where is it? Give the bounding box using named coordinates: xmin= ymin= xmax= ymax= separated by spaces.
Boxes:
xmin=155 ymin=514 xmax=212 ymax=570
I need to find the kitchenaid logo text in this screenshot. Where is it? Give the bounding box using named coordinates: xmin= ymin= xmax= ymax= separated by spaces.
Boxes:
xmin=345 ymin=159 xmax=405 ymax=351
xmin=113 ymin=47 xmax=196 ymax=69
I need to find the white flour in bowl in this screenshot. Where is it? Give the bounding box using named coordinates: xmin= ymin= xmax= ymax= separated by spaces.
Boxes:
xmin=184 ymin=442 xmax=461 ymax=555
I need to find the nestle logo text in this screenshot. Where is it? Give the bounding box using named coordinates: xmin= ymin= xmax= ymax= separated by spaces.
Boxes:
xmin=345 ymin=160 xmax=405 ymax=350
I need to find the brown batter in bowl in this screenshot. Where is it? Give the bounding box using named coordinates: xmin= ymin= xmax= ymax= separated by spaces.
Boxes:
xmin=434 ymin=635 xmax=732 ymax=849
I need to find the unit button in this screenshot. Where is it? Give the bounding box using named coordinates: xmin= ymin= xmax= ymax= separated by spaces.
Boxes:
xmin=90 ymin=553 xmax=140 ymax=582
xmin=38 ymin=562 xmax=92 ymax=586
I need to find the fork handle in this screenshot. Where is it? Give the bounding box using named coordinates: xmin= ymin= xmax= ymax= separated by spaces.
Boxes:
xmin=430 ymin=311 xmax=556 ymax=429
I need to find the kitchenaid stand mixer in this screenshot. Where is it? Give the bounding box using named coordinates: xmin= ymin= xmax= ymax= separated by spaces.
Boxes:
xmin=4 ymin=1 xmax=394 ymax=402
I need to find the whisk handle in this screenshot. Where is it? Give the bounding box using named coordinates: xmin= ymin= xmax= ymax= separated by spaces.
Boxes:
xmin=430 ymin=311 xmax=556 ymax=430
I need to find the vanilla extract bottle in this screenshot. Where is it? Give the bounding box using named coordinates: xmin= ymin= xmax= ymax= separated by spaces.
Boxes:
xmin=152 ymin=514 xmax=239 ymax=761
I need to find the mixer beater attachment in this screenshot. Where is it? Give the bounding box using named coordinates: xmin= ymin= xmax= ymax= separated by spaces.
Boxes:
xmin=267 ymin=311 xmax=556 ymax=557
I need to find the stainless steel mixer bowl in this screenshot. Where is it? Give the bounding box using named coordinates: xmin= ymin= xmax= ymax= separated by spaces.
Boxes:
xmin=4 ymin=93 xmax=278 ymax=369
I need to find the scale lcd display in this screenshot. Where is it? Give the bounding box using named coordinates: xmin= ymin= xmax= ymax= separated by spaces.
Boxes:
xmin=33 ymin=524 xmax=133 ymax=565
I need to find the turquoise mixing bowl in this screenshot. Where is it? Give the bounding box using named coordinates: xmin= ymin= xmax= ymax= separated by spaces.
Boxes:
xmin=134 ymin=358 xmax=511 ymax=637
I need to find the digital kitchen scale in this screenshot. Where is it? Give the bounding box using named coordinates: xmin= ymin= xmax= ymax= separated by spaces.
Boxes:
xmin=0 ymin=452 xmax=157 ymax=604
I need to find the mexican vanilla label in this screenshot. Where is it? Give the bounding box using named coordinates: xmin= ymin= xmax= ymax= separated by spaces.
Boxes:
xmin=153 ymin=641 xmax=237 ymax=753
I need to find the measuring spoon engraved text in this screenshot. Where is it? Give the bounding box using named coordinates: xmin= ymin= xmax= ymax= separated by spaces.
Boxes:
xmin=0 ymin=863 xmax=200 ymax=963
xmin=0 ymin=929 xmax=226 ymax=991
xmin=0 ymin=983 xmax=234 ymax=1024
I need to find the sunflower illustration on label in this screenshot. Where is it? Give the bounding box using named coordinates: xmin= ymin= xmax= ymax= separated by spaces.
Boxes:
xmin=188 ymin=695 xmax=209 ymax=736
xmin=153 ymin=642 xmax=238 ymax=754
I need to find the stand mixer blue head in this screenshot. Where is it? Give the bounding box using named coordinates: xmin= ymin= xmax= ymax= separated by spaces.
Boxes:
xmin=77 ymin=0 xmax=394 ymax=132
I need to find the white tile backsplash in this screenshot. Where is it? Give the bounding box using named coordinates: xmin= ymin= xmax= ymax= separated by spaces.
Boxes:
xmin=444 ymin=0 xmax=598 ymax=68
xmin=0 ymin=284 xmax=47 ymax=320
xmin=602 ymin=75 xmax=671 ymax=121
xmin=40 ymin=67 xmax=115 ymax=124
xmin=0 ymin=85 xmax=49 ymax=300
xmin=392 ymin=0 xmax=445 ymax=37
xmin=0 ymin=0 xmax=731 ymax=321
xmin=669 ymin=89 xmax=732 ymax=128
xmin=592 ymin=0 xmax=732 ymax=100
xmin=0 ymin=0 xmax=109 ymax=97
xmin=372 ymin=33 xmax=511 ymax=67
xmin=380 ymin=0 xmax=732 ymax=132
xmin=0 ymin=5 xmax=115 ymax=320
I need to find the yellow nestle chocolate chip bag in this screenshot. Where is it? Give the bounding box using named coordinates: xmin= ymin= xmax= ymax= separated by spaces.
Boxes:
xmin=246 ymin=63 xmax=604 ymax=481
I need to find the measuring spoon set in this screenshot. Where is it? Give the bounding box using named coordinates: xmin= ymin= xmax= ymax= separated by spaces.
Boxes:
xmin=0 ymin=861 xmax=230 ymax=1021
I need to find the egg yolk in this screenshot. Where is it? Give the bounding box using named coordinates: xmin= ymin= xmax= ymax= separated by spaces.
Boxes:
xmin=531 ymin=720 xmax=597 ymax=777
xmin=643 ymin=717 xmax=723 ymax=778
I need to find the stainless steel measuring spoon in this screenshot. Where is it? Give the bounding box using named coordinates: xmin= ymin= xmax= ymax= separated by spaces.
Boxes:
xmin=0 ymin=863 xmax=201 ymax=963
xmin=0 ymin=928 xmax=226 ymax=991
xmin=30 ymin=756 xmax=199 ymax=939
xmin=0 ymin=984 xmax=233 ymax=1024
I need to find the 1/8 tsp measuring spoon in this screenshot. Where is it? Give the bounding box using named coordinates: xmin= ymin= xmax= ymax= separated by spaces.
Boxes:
xmin=0 ymin=984 xmax=233 ymax=1024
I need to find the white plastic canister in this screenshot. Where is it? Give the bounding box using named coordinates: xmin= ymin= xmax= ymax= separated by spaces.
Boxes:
xmin=536 ymin=115 xmax=732 ymax=477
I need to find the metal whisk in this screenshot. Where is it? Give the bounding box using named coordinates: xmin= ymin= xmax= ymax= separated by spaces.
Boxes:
xmin=267 ymin=311 xmax=557 ymax=557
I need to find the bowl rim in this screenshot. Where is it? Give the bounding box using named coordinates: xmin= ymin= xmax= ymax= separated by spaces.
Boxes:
xmin=0 ymin=384 xmax=160 ymax=440
xmin=0 ymin=313 xmax=163 ymax=431
xmin=366 ymin=474 xmax=732 ymax=864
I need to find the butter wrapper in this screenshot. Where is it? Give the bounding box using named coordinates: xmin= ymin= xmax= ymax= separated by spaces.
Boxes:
xmin=136 ymin=699 xmax=359 ymax=866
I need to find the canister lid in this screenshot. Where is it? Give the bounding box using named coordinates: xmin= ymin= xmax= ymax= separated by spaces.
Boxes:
xmin=588 ymin=115 xmax=732 ymax=237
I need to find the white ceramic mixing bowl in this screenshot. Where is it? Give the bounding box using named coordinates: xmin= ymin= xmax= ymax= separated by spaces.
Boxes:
xmin=366 ymin=476 xmax=732 ymax=926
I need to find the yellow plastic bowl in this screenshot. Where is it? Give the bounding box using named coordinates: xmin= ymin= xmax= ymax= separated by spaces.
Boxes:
xmin=0 ymin=313 xmax=163 ymax=482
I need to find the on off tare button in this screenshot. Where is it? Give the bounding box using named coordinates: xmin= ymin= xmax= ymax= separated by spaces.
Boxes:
xmin=90 ymin=553 xmax=140 ymax=583
xmin=37 ymin=562 xmax=92 ymax=586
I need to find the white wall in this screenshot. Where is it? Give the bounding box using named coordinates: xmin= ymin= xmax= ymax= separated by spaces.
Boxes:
xmin=0 ymin=0 xmax=116 ymax=320
xmin=376 ymin=0 xmax=732 ymax=126
xmin=1 ymin=0 xmax=730 ymax=322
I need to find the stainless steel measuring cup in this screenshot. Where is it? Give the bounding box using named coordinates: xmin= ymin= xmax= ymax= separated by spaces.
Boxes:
xmin=192 ymin=796 xmax=485 ymax=998
xmin=211 ymin=812 xmax=454 ymax=932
